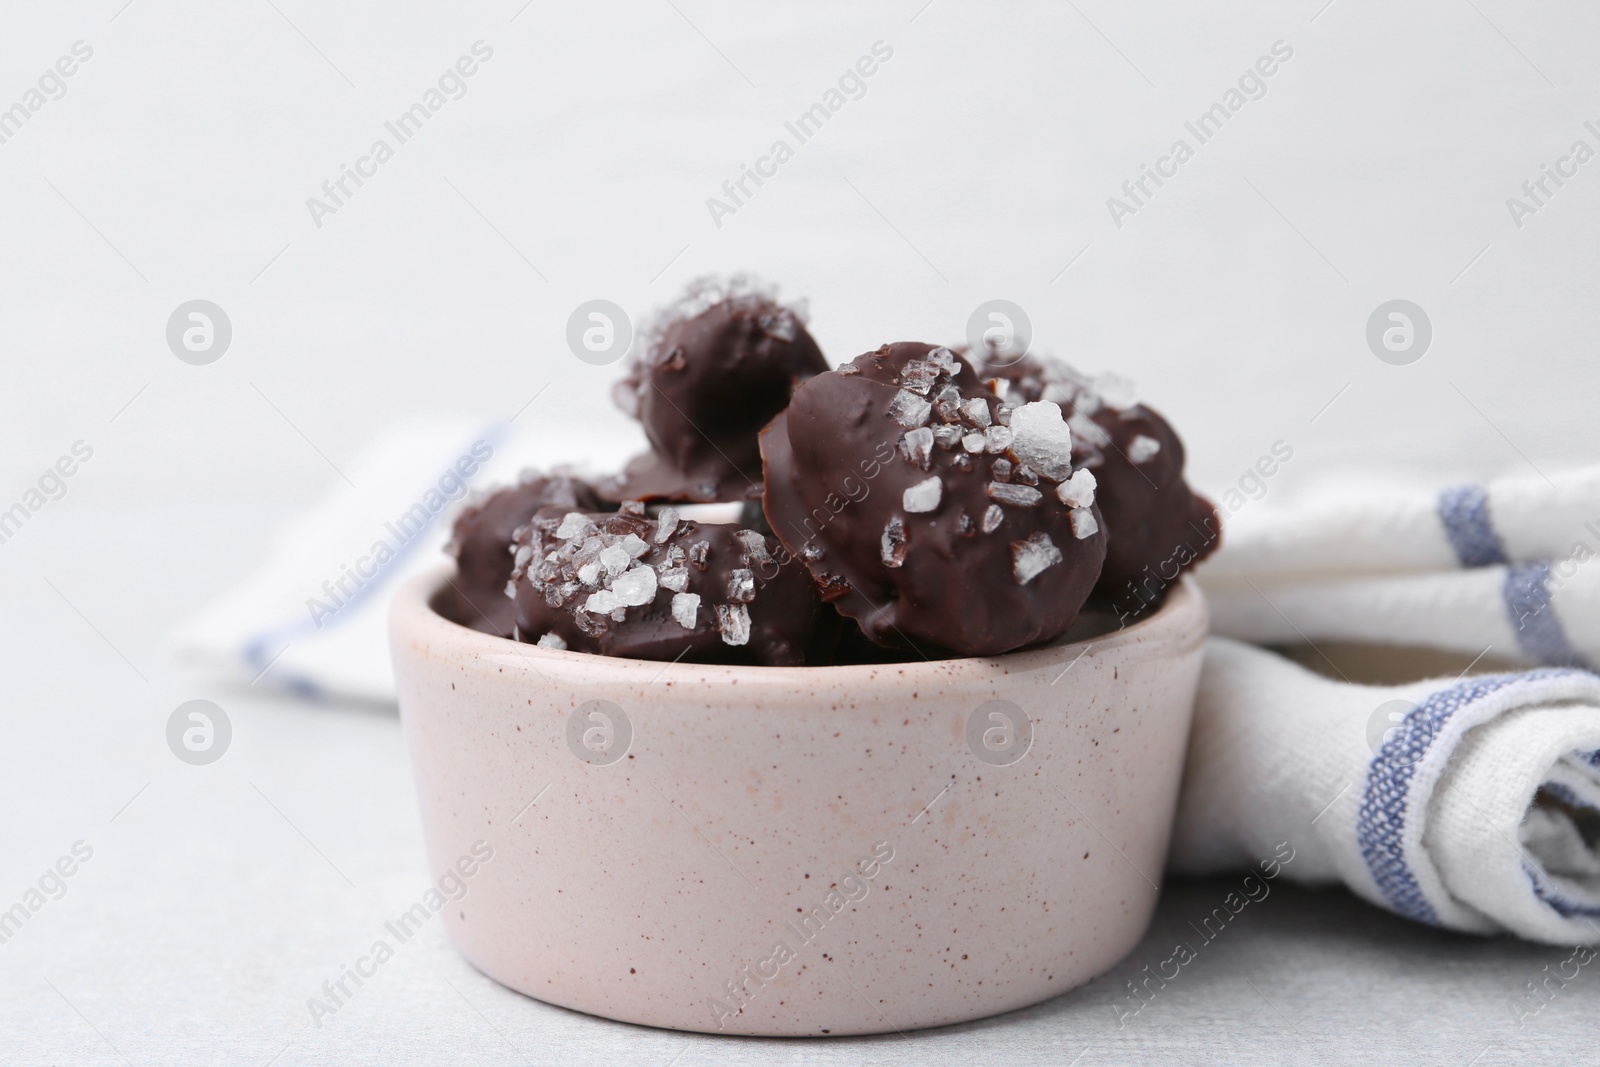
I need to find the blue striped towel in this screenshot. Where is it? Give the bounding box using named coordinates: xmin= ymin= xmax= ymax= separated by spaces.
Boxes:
xmin=1174 ymin=467 xmax=1600 ymax=943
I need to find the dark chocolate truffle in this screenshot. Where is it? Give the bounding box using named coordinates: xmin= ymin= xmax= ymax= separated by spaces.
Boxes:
xmin=508 ymin=503 xmax=824 ymax=666
xmin=977 ymin=355 xmax=1220 ymax=614
xmin=760 ymin=342 xmax=1108 ymax=658
xmin=444 ymin=472 xmax=603 ymax=637
xmin=601 ymin=277 xmax=828 ymax=504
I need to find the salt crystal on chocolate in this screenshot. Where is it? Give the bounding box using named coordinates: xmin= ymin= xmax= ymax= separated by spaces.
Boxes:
xmin=927 ymin=346 xmax=959 ymax=375
xmin=888 ymin=389 xmax=933 ymax=428
xmin=1127 ymin=434 xmax=1161 ymax=464
xmin=599 ymin=544 xmax=631 ymax=577
xmin=555 ymin=512 xmax=591 ymax=540
xmin=536 ymin=633 xmax=568 ymax=650
xmin=653 ymin=507 xmax=680 ymax=543
xmin=1011 ymin=532 xmax=1063 ymax=585
xmin=962 ymin=432 xmax=985 ymax=453
xmin=982 ymin=504 xmax=1004 ymax=533
xmin=727 ymin=568 xmax=756 ymax=603
xmin=881 ymin=517 xmax=909 ymax=567
xmin=1070 ymin=507 xmax=1099 ymax=539
xmin=984 ymin=425 xmax=1013 ymax=453
xmin=901 ymin=426 xmax=935 ymax=470
xmin=1094 ymin=373 xmax=1138 ymax=410
xmin=988 ymin=482 xmax=1042 ymax=507
xmin=716 ymin=603 xmax=751 ymax=646
xmin=903 ymin=476 xmax=942 ymax=513
xmin=611 ymin=565 xmax=659 ymax=607
xmin=1057 ymin=468 xmax=1096 ymax=508
xmin=1007 ymin=401 xmax=1073 ymax=481
xmin=734 ymin=529 xmax=770 ymax=564
xmin=901 ymin=360 xmax=937 ymax=395
xmin=963 ymin=397 xmax=992 ymax=428
xmin=758 ymin=309 xmax=798 ymax=341
xmin=1068 ymin=410 xmax=1111 ymax=448
xmin=671 ymin=591 xmax=700 ymax=629
xmin=585 ymin=589 xmax=619 ymax=614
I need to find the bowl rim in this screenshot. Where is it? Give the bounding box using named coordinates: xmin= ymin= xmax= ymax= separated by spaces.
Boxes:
xmin=391 ymin=563 xmax=1208 ymax=690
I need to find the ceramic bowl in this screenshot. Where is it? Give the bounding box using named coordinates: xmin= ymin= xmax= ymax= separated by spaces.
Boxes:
xmin=390 ymin=564 xmax=1207 ymax=1036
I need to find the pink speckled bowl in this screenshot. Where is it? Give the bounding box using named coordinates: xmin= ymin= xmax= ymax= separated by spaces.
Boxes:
xmin=390 ymin=565 xmax=1207 ymax=1036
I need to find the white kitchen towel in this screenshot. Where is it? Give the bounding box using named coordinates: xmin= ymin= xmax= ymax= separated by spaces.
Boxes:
xmin=171 ymin=415 xmax=637 ymax=703
xmin=172 ymin=416 xmax=505 ymax=702
xmin=1173 ymin=637 xmax=1600 ymax=944
xmin=1200 ymin=466 xmax=1600 ymax=669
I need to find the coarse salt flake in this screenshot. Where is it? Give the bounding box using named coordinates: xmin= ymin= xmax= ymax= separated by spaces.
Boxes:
xmin=1094 ymin=373 xmax=1139 ymax=410
xmin=1011 ymin=532 xmax=1063 ymax=585
xmin=881 ymin=517 xmax=909 ymax=567
xmin=1057 ymin=469 xmax=1096 ymax=508
xmin=599 ymin=545 xmax=631 ymax=577
xmin=671 ymin=592 xmax=700 ymax=630
xmin=727 ymin=568 xmax=756 ymax=603
xmin=1127 ymin=434 xmax=1161 ymax=464
xmin=653 ymin=507 xmax=680 ymax=543
xmin=1070 ymin=507 xmax=1099 ymax=540
xmin=734 ymin=529 xmax=770 ymax=564
xmin=901 ymin=360 xmax=937 ymax=395
xmin=610 ymin=565 xmax=659 ymax=607
xmin=716 ymin=604 xmax=751 ymax=646
xmin=554 ymin=512 xmax=591 ymax=540
xmin=888 ymin=390 xmax=933 ymax=428
xmin=903 ymin=476 xmax=942 ymax=513
xmin=1007 ymin=401 xmax=1074 ymax=481
xmin=984 ymin=425 xmax=1014 ymax=453
xmin=901 ymin=427 xmax=935 ymax=470
xmin=987 ymin=482 xmax=1042 ymax=507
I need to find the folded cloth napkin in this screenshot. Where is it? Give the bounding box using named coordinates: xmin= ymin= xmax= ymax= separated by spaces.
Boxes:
xmin=172 ymin=415 xmax=635 ymax=703
xmin=1199 ymin=466 xmax=1600 ymax=668
xmin=1173 ymin=637 xmax=1600 ymax=944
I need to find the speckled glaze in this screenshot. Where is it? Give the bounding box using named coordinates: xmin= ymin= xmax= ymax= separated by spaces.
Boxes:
xmin=390 ymin=565 xmax=1207 ymax=1036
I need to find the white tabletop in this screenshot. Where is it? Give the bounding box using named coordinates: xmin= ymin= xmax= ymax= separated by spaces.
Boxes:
xmin=4 ymin=0 xmax=1599 ymax=1062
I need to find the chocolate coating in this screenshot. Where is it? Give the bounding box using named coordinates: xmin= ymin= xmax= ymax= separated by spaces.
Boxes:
xmin=443 ymin=473 xmax=602 ymax=637
xmin=760 ymin=342 xmax=1108 ymax=657
xmin=602 ymin=279 xmax=828 ymax=503
xmin=978 ymin=355 xmax=1220 ymax=612
xmin=509 ymin=507 xmax=824 ymax=666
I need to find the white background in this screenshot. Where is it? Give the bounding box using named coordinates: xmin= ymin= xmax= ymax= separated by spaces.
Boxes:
xmin=3 ymin=1 xmax=1598 ymax=1063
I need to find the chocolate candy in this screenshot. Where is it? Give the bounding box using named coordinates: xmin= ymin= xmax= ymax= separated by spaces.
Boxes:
xmin=978 ymin=355 xmax=1219 ymax=614
xmin=602 ymin=278 xmax=828 ymax=504
xmin=760 ymin=342 xmax=1108 ymax=657
xmin=443 ymin=472 xmax=602 ymax=637
xmin=508 ymin=504 xmax=824 ymax=666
